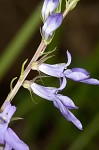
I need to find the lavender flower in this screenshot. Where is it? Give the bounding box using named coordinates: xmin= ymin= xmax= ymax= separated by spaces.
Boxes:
xmin=30 ymin=77 xmax=82 ymax=130
xmin=42 ymin=13 xmax=63 ymax=41
xmin=42 ymin=0 xmax=59 ymax=21
xmin=0 ymin=102 xmax=29 ymax=150
xmin=38 ymin=50 xmax=99 ymax=85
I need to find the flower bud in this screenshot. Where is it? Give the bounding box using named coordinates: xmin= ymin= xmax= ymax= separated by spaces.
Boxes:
xmin=42 ymin=13 xmax=63 ymax=43
xmin=42 ymin=0 xmax=59 ymax=21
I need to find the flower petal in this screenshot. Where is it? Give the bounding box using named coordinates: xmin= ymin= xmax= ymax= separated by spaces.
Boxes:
xmin=64 ymin=68 xmax=99 ymax=85
xmin=55 ymin=94 xmax=78 ymax=109
xmin=0 ymin=123 xmax=8 ymax=135
xmin=39 ymin=63 xmax=65 ymax=77
xmin=71 ymin=68 xmax=89 ymax=76
xmin=0 ymin=130 xmax=5 ymax=144
xmin=81 ymin=78 xmax=99 ymax=85
xmin=64 ymin=68 xmax=90 ymax=81
xmin=31 ymin=77 xmax=66 ymax=101
xmin=4 ymin=128 xmax=29 ymax=150
xmin=53 ymin=100 xmax=82 ymax=130
xmin=66 ymin=110 xmax=83 ymax=130
xmin=31 ymin=82 xmax=56 ymax=101
xmin=58 ymin=77 xmax=67 ymax=91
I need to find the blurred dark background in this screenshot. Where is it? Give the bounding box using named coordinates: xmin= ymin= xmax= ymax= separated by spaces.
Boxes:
xmin=0 ymin=0 xmax=99 ymax=149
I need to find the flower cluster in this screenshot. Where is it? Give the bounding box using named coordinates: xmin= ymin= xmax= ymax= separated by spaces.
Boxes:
xmin=30 ymin=50 xmax=99 ymax=130
xmin=0 ymin=102 xmax=29 ymax=150
xmin=41 ymin=0 xmax=63 ymax=43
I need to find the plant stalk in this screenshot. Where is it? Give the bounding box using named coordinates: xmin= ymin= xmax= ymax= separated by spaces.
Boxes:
xmin=1 ymin=40 xmax=46 ymax=111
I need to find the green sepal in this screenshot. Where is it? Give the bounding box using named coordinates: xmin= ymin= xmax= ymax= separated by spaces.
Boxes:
xmin=40 ymin=47 xmax=56 ymax=57
xmin=23 ymin=80 xmax=38 ymax=104
xmin=39 ymin=48 xmax=56 ymax=64
xmin=31 ymin=48 xmax=56 ymax=70
xmin=11 ymin=117 xmax=23 ymax=122
xmin=10 ymin=77 xmax=17 ymax=91
xmin=19 ymin=59 xmax=28 ymax=80
xmin=29 ymin=89 xmax=38 ymax=104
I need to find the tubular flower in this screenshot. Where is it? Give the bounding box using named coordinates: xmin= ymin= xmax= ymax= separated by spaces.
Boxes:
xmin=38 ymin=50 xmax=99 ymax=85
xmin=42 ymin=13 xmax=63 ymax=41
xmin=42 ymin=0 xmax=59 ymax=21
xmin=30 ymin=77 xmax=82 ymax=130
xmin=0 ymin=102 xmax=29 ymax=150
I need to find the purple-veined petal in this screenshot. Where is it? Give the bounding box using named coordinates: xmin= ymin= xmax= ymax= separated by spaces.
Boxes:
xmin=66 ymin=109 xmax=83 ymax=130
xmin=4 ymin=128 xmax=29 ymax=150
xmin=31 ymin=82 xmax=56 ymax=101
xmin=64 ymin=68 xmax=90 ymax=81
xmin=81 ymin=78 xmax=99 ymax=85
xmin=42 ymin=13 xmax=63 ymax=40
xmin=39 ymin=63 xmax=65 ymax=77
xmin=71 ymin=68 xmax=89 ymax=76
xmin=53 ymin=100 xmax=82 ymax=130
xmin=64 ymin=68 xmax=99 ymax=85
xmin=55 ymin=94 xmax=78 ymax=109
xmin=58 ymin=77 xmax=67 ymax=91
xmin=42 ymin=0 xmax=59 ymax=21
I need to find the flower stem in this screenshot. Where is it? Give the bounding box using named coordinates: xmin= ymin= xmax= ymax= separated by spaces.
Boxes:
xmin=63 ymin=0 xmax=78 ymax=18
xmin=1 ymin=40 xmax=46 ymax=111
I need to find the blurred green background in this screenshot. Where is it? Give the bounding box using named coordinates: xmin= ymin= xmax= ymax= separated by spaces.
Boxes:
xmin=0 ymin=0 xmax=99 ymax=149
